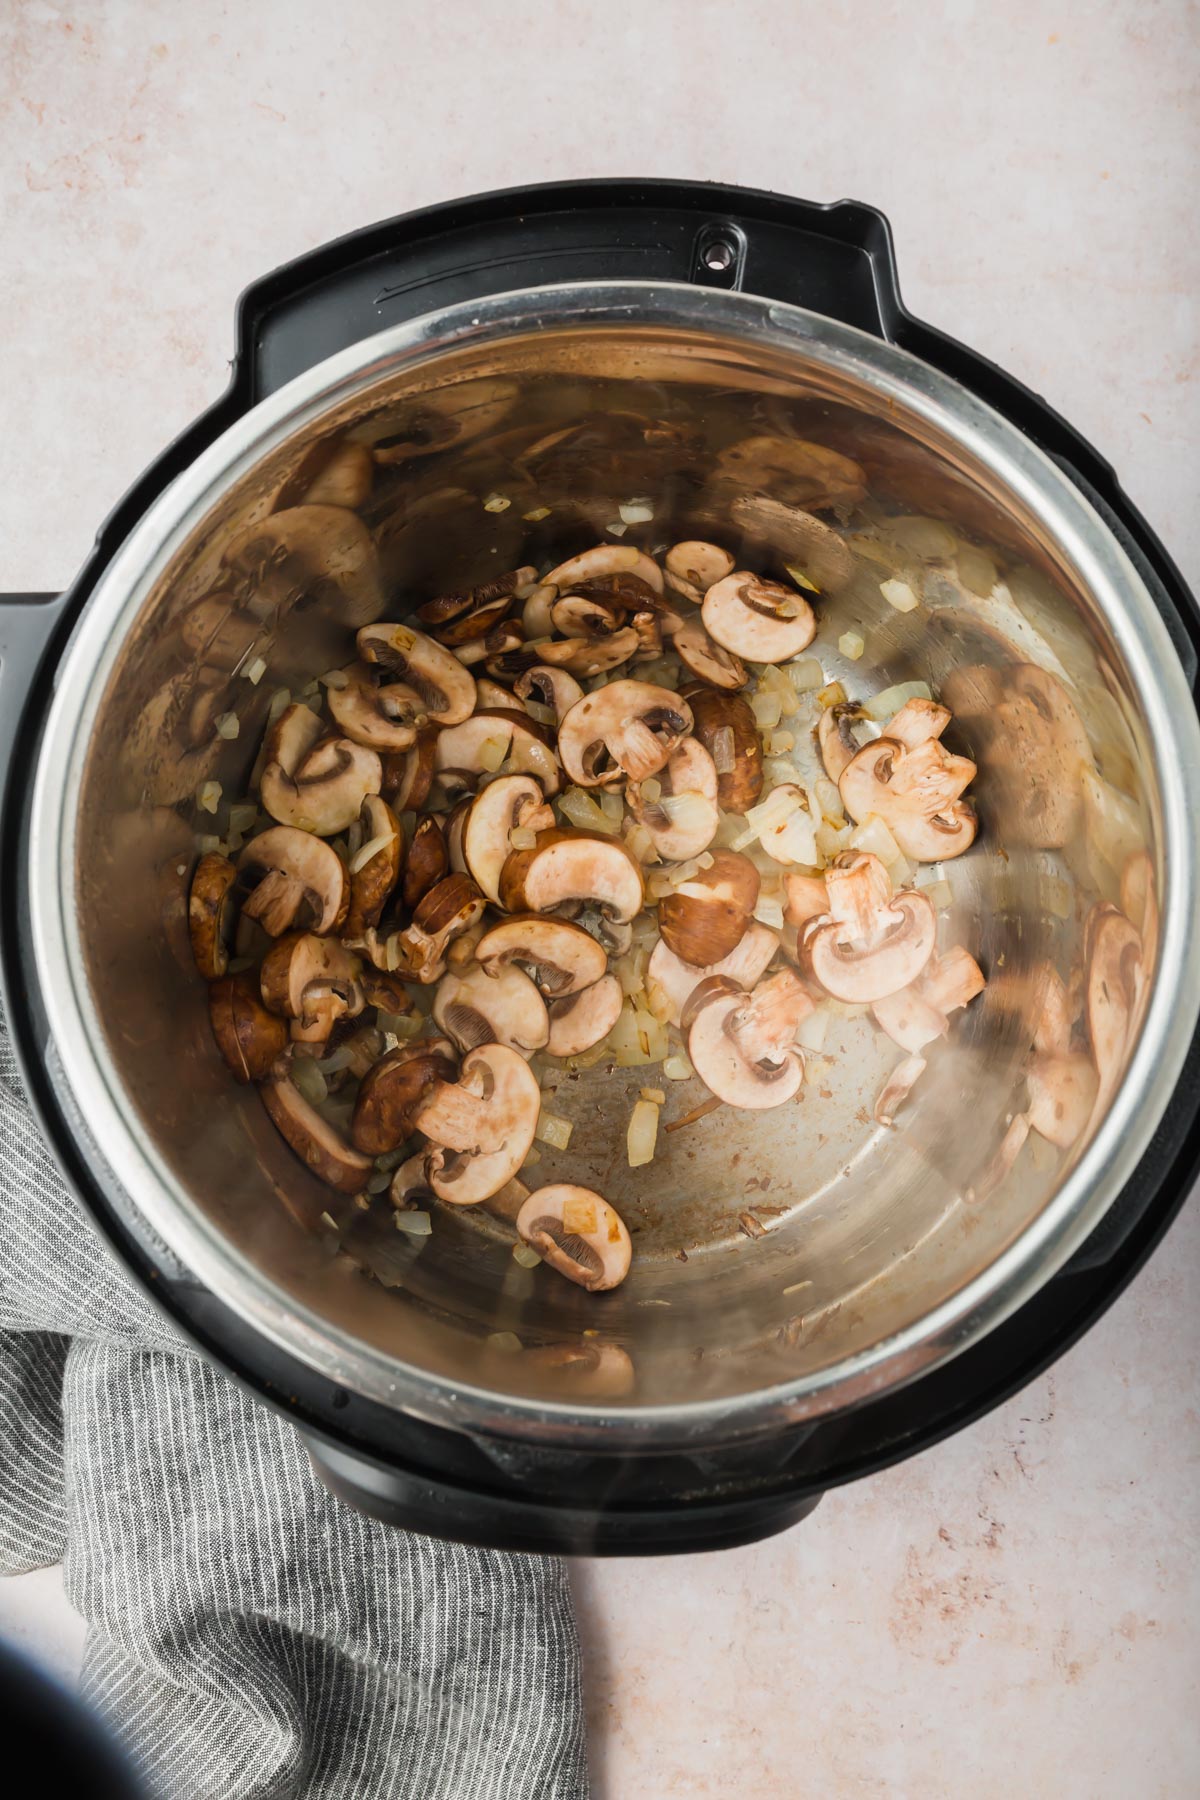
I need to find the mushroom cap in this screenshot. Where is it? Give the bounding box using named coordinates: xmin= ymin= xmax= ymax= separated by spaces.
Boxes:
xmin=543 ymin=544 xmax=664 ymax=596
xmin=627 ymin=737 xmax=720 ymax=863
xmin=646 ymin=922 xmax=779 ymax=1028
xmin=474 ymin=914 xmax=608 ymax=996
xmin=260 ymin=733 xmax=383 ymax=836
xmin=885 ymin=697 xmax=952 ymax=750
xmin=326 ymin=663 xmax=422 ymax=751
xmin=351 ymin=1039 xmax=459 ymax=1155
xmin=516 ymin=1185 xmax=632 ymax=1292
xmin=419 ymin=566 xmax=534 ymax=645
xmin=344 ymin=795 xmax=404 ymax=937
xmin=702 ymin=571 xmax=816 ymax=662
xmin=433 ymin=709 xmax=561 ymax=797
xmin=838 ymin=734 xmax=978 ymax=863
xmin=401 ymin=814 xmax=449 ymax=911
xmin=356 ymin=622 xmax=477 ymax=725
xmin=237 ymin=827 xmax=348 ymax=935
xmin=544 ymin=974 xmax=623 ymax=1057
xmin=683 ymin=684 xmax=764 ymax=814
xmin=514 ymin=664 xmax=584 ymax=723
xmin=1027 ymin=1052 xmax=1099 ymax=1149
xmin=189 ymin=852 xmax=237 ymax=980
xmin=657 ymin=848 xmax=760 ymax=967
xmin=208 ymin=972 xmax=289 ymax=1083
xmin=557 ymin=680 xmax=693 ymax=788
xmin=260 ymin=932 xmax=363 ymax=1044
xmin=462 ymin=773 xmax=555 ymax=904
xmin=433 ymin=962 xmax=550 ymax=1056
xmin=498 ymin=829 xmax=645 ymax=926
xmin=422 ymin=1045 xmax=542 ymax=1205
xmin=664 ymin=540 xmax=736 ymax=603
xmin=685 ymin=979 xmax=804 ymax=1111
xmin=262 ymin=1068 xmax=374 ymax=1192
xmin=224 ymin=504 xmax=383 ymax=628
xmin=672 ymin=615 xmax=748 ymax=691
xmin=804 ymin=887 xmax=937 ymax=1003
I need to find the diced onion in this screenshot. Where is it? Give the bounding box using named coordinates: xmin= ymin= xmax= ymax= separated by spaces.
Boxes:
xmin=291 ymin=1058 xmax=328 ymax=1107
xmin=747 ymin=787 xmax=802 ymax=836
xmin=486 ymin=1330 xmax=522 ymax=1351
xmin=640 ymin=777 xmax=663 ymax=804
xmin=523 ymin=699 xmax=556 ymax=727
xmin=864 ymin=679 xmax=933 ymax=721
xmin=924 ymin=877 xmax=953 ymax=909
xmin=753 ymin=895 xmax=785 ymax=929
xmin=848 ymin=814 xmax=903 ymax=869
xmin=228 ymin=803 xmax=258 ymax=834
xmin=619 ymin=499 xmax=655 ymax=524
xmin=813 ymin=778 xmax=844 ymax=823
xmin=662 ymin=1052 xmax=695 ymax=1081
xmin=523 ymin=506 xmax=552 ymax=522
xmin=784 ymin=562 xmax=821 ymax=593
xmin=195 ymin=833 xmax=222 ymax=855
xmin=215 ymin=712 xmax=240 ymax=740
xmin=788 ymin=657 xmax=825 ymax=691
xmin=623 ymin=821 xmax=660 ymax=864
xmin=839 ymin=631 xmax=865 ymax=661
xmin=640 ymin=1086 xmax=666 ymax=1104
xmin=817 ymin=682 xmax=846 ymax=710
xmin=645 ymin=980 xmax=675 ymax=1025
xmin=483 ymin=492 xmax=511 ymax=513
xmin=509 ymin=826 xmax=538 ymax=851
xmin=512 ymin=1242 xmax=542 ymax=1267
xmin=535 ymin=1110 xmax=574 ymax=1150
xmin=349 ymin=830 xmax=394 ymax=874
xmin=196 ymin=780 xmax=223 ymax=815
xmin=605 ymin=520 xmax=628 ymax=537
xmin=477 ymin=736 xmax=509 ymax=773
xmin=244 ymin=656 xmax=267 ymax=686
xmin=320 ymin=668 xmax=350 ymax=690
xmin=635 ymin=1008 xmax=670 ymax=1062
xmin=599 ymin=789 xmax=625 ymax=823
xmin=767 ymin=730 xmax=795 ymax=755
xmin=880 ymin=578 xmax=920 ymax=613
xmin=627 ymin=1098 xmax=660 ymax=1167
xmin=794 ymin=1008 xmax=830 ymax=1051
xmin=751 ymin=691 xmax=783 ymax=730
xmin=395 ymin=1211 xmax=433 ymax=1236
xmin=265 ymin=688 xmax=292 ymax=726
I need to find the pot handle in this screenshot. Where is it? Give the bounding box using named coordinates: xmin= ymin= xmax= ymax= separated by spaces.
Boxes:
xmin=0 ymin=592 xmax=71 ymax=817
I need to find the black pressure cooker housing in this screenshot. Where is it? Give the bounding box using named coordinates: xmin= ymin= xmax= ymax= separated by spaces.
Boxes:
xmin=3 ymin=181 xmax=1198 ymax=1554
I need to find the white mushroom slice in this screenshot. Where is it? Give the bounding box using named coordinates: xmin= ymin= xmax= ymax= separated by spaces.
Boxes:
xmin=238 ymin=828 xmax=348 ymax=935
xmin=802 ymin=853 xmax=936 ymax=1002
xmin=356 ymin=622 xmax=476 ymax=725
xmin=839 ymin=733 xmax=977 ymax=863
xmin=717 ymin=435 xmax=866 ymax=511
xmin=474 ymin=915 xmax=608 ymax=996
xmin=224 ymin=504 xmax=384 ymax=628
xmin=260 ymin=933 xmax=364 ymax=1045
xmin=874 ymin=1054 xmax=928 ymax=1126
xmin=817 ymin=702 xmax=875 ymax=784
xmin=499 ymin=829 xmax=644 ymax=928
xmin=557 ymin=680 xmax=693 ymax=788
xmin=522 ymin=583 xmax=557 ymax=639
xmin=422 ymin=1046 xmax=542 ymax=1205
xmin=627 ymin=738 xmax=719 ymax=862
xmin=664 ymin=540 xmax=736 ymax=605
xmin=514 ymin=664 xmax=584 ymax=723
xmin=1027 ymin=1053 xmax=1099 ymax=1148
xmin=462 ymin=774 xmax=555 ymax=904
xmin=327 ymin=662 xmax=424 ymax=751
xmin=702 ymin=572 xmax=816 ymax=662
xmin=543 ymin=544 xmax=664 ymax=596
xmin=885 ymin=697 xmax=952 ymax=750
xmin=729 ymin=495 xmax=856 ymax=593
xmin=646 ymin=923 xmax=779 ymax=1028
xmin=433 ymin=962 xmax=549 ymax=1055
xmin=872 ymin=945 xmax=986 ymax=1053
xmin=658 ymin=849 xmax=760 ymax=967
xmin=516 ymin=1185 xmax=632 ymax=1292
xmin=260 ymin=732 xmax=383 ymax=837
xmin=261 ymin=1072 xmax=374 ymax=1193
xmin=684 ymin=974 xmax=806 ymax=1111
xmin=544 ymin=974 xmax=623 ymax=1057
xmin=433 ymin=710 xmax=561 ymax=797
xmin=672 ymin=616 xmax=748 ymax=691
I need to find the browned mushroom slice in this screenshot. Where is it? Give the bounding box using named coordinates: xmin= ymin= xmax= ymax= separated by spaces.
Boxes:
xmin=402 ymin=814 xmax=449 ymax=910
xmin=716 ymin=435 xmax=866 ymax=511
xmin=729 ymin=495 xmax=856 ymax=594
xmin=513 ymin=664 xmax=584 ymax=723
xmin=474 ymin=915 xmax=608 ymax=996
xmin=558 ymin=629 xmax=642 ymax=678
xmin=516 ymin=1185 xmax=632 ymax=1291
xmin=357 ymin=622 xmax=476 ymax=726
xmin=551 ymin=591 xmax=627 ymax=639
xmin=672 ymin=616 xmax=748 ymax=691
xmin=839 ymin=729 xmax=977 ymax=863
xmin=462 ymin=774 xmax=555 ymax=903
xmin=557 ymin=680 xmax=693 ymax=788
xmin=664 ymin=540 xmax=736 ymax=605
xmin=498 ymin=829 xmax=644 ymax=930
xmin=684 ymin=970 xmax=810 ymax=1111
xmin=261 ymin=1070 xmax=374 ymax=1192
xmin=260 ymin=932 xmax=365 ymax=1046
xmin=418 ymin=566 xmax=536 ymax=643
xmin=433 ymin=710 xmax=561 ymax=797
xmin=817 ymin=701 xmax=876 ymax=784
xmin=645 ymin=923 xmax=778 ymax=1028
xmin=384 ymin=725 xmax=439 ymax=812
xmin=351 ymin=1038 xmax=459 ymax=1155
xmin=273 ymin=438 xmax=375 ymax=512
xmin=658 ymin=849 xmax=760 ymax=967
xmin=224 ymin=504 xmax=384 ymax=628
xmin=1086 ymin=902 xmax=1143 ymax=1115
xmin=327 ymin=662 xmax=425 ymax=752
xmin=627 ymin=738 xmax=719 ymax=862
xmin=1026 ymin=1053 xmax=1099 ymax=1148
xmin=543 ymin=544 xmax=664 ymax=596
xmin=238 ymin=828 xmax=348 ymax=936
xmin=683 ymin=685 xmax=764 ymax=814
xmin=344 ymin=796 xmax=404 ymax=937
xmin=188 ymin=852 xmax=237 ymax=980
xmin=360 ymin=968 xmax=420 ymax=1017
xmin=366 ymin=874 xmax=486 ymax=984
xmin=433 ymin=963 xmax=549 ymax=1055
xmin=544 ymin=974 xmax=623 ymax=1058
xmin=802 ymin=853 xmax=936 ymax=1003
xmin=702 ymin=571 xmax=816 ymax=663
xmin=208 ymin=972 xmax=289 ymax=1083
xmin=419 ymin=1045 xmax=542 ymax=1205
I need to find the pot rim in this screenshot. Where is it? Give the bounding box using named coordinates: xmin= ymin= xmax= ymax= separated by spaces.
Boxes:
xmin=27 ymin=281 xmax=1200 ymax=1446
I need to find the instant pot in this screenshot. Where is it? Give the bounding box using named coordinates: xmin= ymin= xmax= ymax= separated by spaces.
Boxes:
xmin=3 ymin=181 xmax=1198 ymax=1554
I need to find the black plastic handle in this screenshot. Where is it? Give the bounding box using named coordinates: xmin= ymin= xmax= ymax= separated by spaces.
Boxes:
xmin=0 ymin=593 xmax=71 ymax=822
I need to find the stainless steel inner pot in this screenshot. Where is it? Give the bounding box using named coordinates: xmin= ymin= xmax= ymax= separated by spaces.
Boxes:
xmin=28 ymin=284 xmax=1200 ymax=1448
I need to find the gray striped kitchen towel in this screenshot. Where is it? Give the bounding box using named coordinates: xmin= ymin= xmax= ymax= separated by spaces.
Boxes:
xmin=0 ymin=1009 xmax=588 ymax=1800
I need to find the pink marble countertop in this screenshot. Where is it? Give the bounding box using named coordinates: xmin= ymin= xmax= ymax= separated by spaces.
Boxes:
xmin=1 ymin=3 xmax=1197 ymax=1794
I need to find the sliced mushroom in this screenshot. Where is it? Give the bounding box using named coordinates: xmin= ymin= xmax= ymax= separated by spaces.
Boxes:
xmin=433 ymin=962 xmax=549 ymax=1056
xmin=420 ymin=1045 xmax=542 ymax=1205
xmin=1027 ymin=1053 xmax=1099 ymax=1148
xmin=433 ymin=710 xmax=561 ymax=797
xmin=513 ymin=664 xmax=584 ymax=723
xmin=262 ymin=1068 xmax=375 ymax=1191
xmin=208 ymin=972 xmax=289 ymax=1083
xmin=558 ymin=680 xmax=693 ymax=787
xmin=260 ymin=723 xmax=382 ymax=837
xmin=260 ymin=932 xmax=365 ymax=1045
xmin=684 ymin=971 xmax=809 ymax=1111
xmin=475 ymin=677 xmax=522 ymax=711
xmin=783 ymin=872 xmax=831 ymax=927
xmin=544 ymin=974 xmax=623 ymax=1057
xmin=874 ymin=1054 xmax=928 ymax=1126
xmin=630 ymin=609 xmax=663 ymax=661
xmin=684 ymin=685 xmax=764 ymax=814
xmin=627 ymin=738 xmax=720 ymax=862
xmin=559 ymin=628 xmax=642 ymax=678
xmin=671 ymin=616 xmax=748 ymax=691
xmin=729 ymin=495 xmax=856 ymax=593
xmin=522 ymin=584 xmax=557 ymax=639
xmin=543 ymin=544 xmax=664 ymax=596
xmin=817 ymin=702 xmax=875 ymax=784
xmin=189 ymin=852 xmax=237 ymax=979
xmin=803 ymin=853 xmax=936 ymax=1002
xmin=384 ymin=724 xmax=439 ymax=812
xmin=418 ymin=566 xmax=535 ymax=643
xmin=657 ymin=849 xmax=760 ymax=967
xmin=402 ymin=814 xmax=449 ymax=911
xmin=273 ymin=438 xmax=375 ymax=512
xmin=351 ymin=1038 xmax=459 ymax=1155
xmin=551 ymin=591 xmax=627 ymax=639
xmin=366 ymin=873 xmax=486 ymax=984
xmin=238 ymin=828 xmax=348 ymax=936
xmin=498 ymin=829 xmax=644 ymax=931
xmin=474 ymin=915 xmax=608 ymax=996
xmin=664 ymin=540 xmax=736 ymax=605
xmin=645 ymin=922 xmax=779 ymax=1028
xmin=871 ymin=945 xmax=986 ymax=1052
xmin=444 ymin=795 xmax=472 ymax=872
xmin=702 ymin=572 xmax=816 ymax=663
xmin=839 ymin=730 xmax=977 ymax=863
xmin=359 ymin=968 xmax=420 ymax=1018
xmin=224 ymin=505 xmax=383 ymax=628
xmin=327 ymin=662 xmax=425 ymax=752
xmin=716 ymin=435 xmax=866 ymax=511
xmin=357 ymin=622 xmax=476 ymax=725
xmin=516 ymin=1185 xmax=632 ymax=1292
xmin=461 ymin=774 xmax=555 ymax=904
xmin=344 ymin=796 xmax=403 ymax=937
